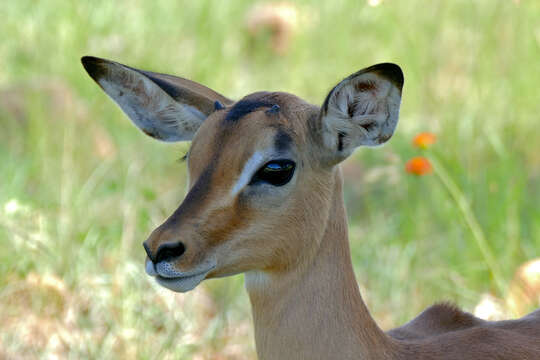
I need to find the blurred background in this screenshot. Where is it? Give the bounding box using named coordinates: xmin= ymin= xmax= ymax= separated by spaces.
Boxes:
xmin=1 ymin=0 xmax=539 ymax=358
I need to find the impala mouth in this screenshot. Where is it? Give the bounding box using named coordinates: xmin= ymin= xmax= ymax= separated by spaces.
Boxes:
xmin=145 ymin=259 xmax=215 ymax=293
xmin=155 ymin=269 xmax=213 ymax=292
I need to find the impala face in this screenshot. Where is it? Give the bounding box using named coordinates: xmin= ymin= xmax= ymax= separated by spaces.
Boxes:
xmin=144 ymin=94 xmax=325 ymax=292
xmin=82 ymin=56 xmax=403 ymax=292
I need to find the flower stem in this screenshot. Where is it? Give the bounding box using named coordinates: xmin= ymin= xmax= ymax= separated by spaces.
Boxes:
xmin=430 ymin=157 xmax=506 ymax=295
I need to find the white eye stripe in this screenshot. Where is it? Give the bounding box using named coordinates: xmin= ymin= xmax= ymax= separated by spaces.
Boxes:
xmin=230 ymin=151 xmax=267 ymax=196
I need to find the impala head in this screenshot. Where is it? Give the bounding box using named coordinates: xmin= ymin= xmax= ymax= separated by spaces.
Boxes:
xmin=82 ymin=56 xmax=403 ymax=292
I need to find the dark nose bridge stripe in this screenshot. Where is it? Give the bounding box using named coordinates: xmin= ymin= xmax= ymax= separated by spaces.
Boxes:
xmin=161 ymin=113 xmax=237 ymax=234
xmin=166 ymin=164 xmax=215 ymax=228
xmin=159 ymin=96 xmax=287 ymax=236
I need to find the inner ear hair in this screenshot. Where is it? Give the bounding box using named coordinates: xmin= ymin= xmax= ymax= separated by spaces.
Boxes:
xmin=81 ymin=56 xmax=233 ymax=142
xmin=319 ymin=63 xmax=403 ymax=163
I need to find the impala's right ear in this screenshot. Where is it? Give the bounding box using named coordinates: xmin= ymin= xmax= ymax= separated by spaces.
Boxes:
xmin=81 ymin=56 xmax=232 ymax=142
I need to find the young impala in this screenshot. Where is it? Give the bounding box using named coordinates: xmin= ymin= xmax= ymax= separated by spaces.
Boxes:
xmin=82 ymin=56 xmax=540 ymax=359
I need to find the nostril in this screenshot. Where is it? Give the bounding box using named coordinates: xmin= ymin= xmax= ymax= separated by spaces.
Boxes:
xmin=143 ymin=242 xmax=156 ymax=263
xmin=155 ymin=241 xmax=186 ymax=263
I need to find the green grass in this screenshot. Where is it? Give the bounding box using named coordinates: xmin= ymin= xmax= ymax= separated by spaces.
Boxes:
xmin=1 ymin=0 xmax=539 ymax=358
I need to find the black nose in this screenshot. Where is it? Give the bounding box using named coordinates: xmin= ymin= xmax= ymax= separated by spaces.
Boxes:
xmin=151 ymin=241 xmax=186 ymax=263
xmin=143 ymin=241 xmax=186 ymax=263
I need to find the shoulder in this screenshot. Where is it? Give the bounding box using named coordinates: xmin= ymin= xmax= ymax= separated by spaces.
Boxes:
xmin=387 ymin=302 xmax=484 ymax=341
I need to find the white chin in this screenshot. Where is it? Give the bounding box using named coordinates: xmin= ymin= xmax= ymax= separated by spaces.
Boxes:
xmin=155 ymin=272 xmax=207 ymax=293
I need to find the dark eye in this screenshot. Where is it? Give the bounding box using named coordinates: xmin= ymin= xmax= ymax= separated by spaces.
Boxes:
xmin=250 ymin=160 xmax=296 ymax=186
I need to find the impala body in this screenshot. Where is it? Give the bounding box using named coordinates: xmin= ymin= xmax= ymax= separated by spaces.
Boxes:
xmin=82 ymin=56 xmax=540 ymax=359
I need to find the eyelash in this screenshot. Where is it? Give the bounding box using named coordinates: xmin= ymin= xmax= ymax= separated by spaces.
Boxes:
xmin=178 ymin=151 xmax=189 ymax=163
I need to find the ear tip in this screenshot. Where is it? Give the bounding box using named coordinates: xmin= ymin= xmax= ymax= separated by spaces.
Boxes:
xmin=372 ymin=63 xmax=404 ymax=90
xmin=81 ymin=56 xmax=108 ymax=81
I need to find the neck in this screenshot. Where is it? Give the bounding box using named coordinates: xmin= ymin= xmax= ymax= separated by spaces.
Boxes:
xmin=245 ymin=169 xmax=397 ymax=360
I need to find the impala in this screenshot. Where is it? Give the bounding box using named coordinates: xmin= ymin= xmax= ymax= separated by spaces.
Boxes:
xmin=82 ymin=56 xmax=540 ymax=359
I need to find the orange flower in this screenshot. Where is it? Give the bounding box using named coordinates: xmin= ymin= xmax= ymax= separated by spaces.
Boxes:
xmin=405 ymin=157 xmax=433 ymax=176
xmin=412 ymin=132 xmax=436 ymax=149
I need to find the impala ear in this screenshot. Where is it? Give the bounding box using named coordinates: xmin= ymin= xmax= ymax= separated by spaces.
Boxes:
xmin=318 ymin=63 xmax=403 ymax=164
xmin=81 ymin=56 xmax=233 ymax=142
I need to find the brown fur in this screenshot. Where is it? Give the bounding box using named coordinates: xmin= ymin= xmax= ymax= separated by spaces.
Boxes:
xmin=82 ymin=57 xmax=540 ymax=359
xmin=152 ymin=93 xmax=540 ymax=359
xmin=355 ymin=80 xmax=377 ymax=92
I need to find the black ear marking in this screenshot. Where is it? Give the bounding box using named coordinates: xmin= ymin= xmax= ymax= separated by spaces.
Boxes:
xmin=265 ymin=104 xmax=280 ymax=115
xmin=142 ymin=128 xmax=162 ymax=140
xmin=337 ymin=132 xmax=346 ymax=152
xmin=81 ymin=56 xmax=108 ymax=83
xmin=214 ymin=100 xmax=225 ymax=111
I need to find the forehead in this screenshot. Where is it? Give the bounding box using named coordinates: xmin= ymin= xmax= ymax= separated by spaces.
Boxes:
xmin=188 ymin=92 xmax=315 ymax=175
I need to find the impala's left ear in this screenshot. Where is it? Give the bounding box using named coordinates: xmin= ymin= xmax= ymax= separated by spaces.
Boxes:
xmin=318 ymin=63 xmax=403 ymax=164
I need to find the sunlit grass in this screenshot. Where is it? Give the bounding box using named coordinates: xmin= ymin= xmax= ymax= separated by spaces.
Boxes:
xmin=1 ymin=0 xmax=539 ymax=358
